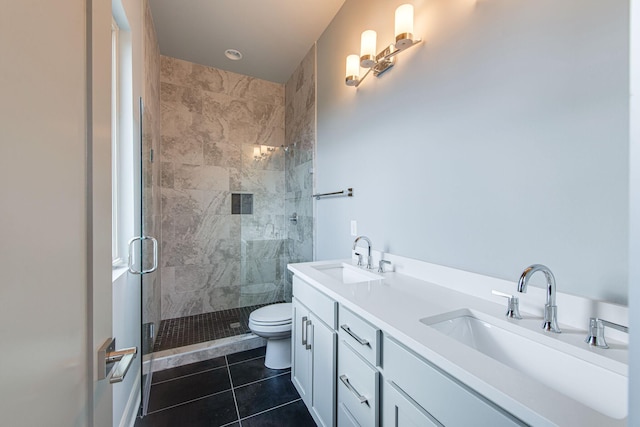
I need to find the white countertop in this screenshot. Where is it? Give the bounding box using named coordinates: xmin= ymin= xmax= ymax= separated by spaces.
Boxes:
xmin=288 ymin=256 xmax=628 ymax=427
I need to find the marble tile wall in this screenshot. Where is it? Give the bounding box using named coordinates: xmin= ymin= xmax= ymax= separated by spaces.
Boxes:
xmin=142 ymin=0 xmax=162 ymax=335
xmin=159 ymin=55 xmax=287 ymax=320
xmin=283 ymin=45 xmax=316 ymax=301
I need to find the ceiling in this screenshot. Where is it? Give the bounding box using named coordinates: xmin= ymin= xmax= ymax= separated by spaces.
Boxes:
xmin=149 ymin=0 xmax=346 ymax=84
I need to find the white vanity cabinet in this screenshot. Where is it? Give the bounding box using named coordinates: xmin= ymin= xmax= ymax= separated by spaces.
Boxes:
xmin=290 ymin=272 xmax=525 ymax=427
xmin=382 ymin=335 xmax=525 ymax=427
xmin=291 ymin=276 xmax=337 ymax=427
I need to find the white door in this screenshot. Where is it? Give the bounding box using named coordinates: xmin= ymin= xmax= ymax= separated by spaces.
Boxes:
xmin=0 ymin=0 xmax=115 ymax=425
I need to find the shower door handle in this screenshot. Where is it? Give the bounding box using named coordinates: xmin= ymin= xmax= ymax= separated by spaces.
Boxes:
xmin=128 ymin=236 xmax=158 ymax=274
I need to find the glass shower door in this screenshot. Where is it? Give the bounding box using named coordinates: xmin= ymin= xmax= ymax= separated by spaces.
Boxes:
xmin=134 ymin=97 xmax=160 ymax=417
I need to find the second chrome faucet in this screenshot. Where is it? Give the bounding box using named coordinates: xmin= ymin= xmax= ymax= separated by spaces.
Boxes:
xmin=352 ymin=236 xmax=373 ymax=270
xmin=517 ymin=264 xmax=561 ymax=333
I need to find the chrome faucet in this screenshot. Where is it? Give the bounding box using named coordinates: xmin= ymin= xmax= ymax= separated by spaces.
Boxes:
xmin=517 ymin=264 xmax=561 ymax=333
xmin=352 ymin=236 xmax=373 ymax=269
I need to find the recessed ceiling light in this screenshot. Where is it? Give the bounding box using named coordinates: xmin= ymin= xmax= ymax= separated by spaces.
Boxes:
xmin=224 ymin=49 xmax=243 ymax=61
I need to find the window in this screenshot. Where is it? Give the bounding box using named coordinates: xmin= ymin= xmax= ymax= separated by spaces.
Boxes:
xmin=111 ymin=12 xmax=134 ymax=271
xmin=112 ymin=18 xmax=121 ymax=266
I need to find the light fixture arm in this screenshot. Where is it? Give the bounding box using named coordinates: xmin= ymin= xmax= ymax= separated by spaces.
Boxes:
xmin=350 ymin=39 xmax=421 ymax=88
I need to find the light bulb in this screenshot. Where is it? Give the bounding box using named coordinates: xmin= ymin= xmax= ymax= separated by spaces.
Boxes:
xmin=395 ymin=4 xmax=414 ymax=50
xmin=345 ymin=54 xmax=360 ymax=86
xmin=360 ymin=30 xmax=377 ymax=68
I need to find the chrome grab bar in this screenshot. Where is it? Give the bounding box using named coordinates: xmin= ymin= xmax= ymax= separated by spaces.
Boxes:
xmin=128 ymin=236 xmax=158 ymax=274
xmin=339 ymin=375 xmax=368 ymax=405
xmin=312 ymin=188 xmax=353 ymax=200
xmin=340 ymin=324 xmax=369 ymax=346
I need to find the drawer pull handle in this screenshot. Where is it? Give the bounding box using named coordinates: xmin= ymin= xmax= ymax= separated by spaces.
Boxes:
xmin=340 ymin=374 xmax=369 ymax=405
xmin=305 ymin=319 xmax=312 ymax=350
xmin=301 ymin=316 xmax=308 ymax=346
xmin=341 ymin=324 xmax=370 ymax=346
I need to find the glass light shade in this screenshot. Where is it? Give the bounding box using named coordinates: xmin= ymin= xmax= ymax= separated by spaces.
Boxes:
xmin=395 ymin=4 xmax=414 ymax=50
xmin=253 ymin=146 xmax=261 ymax=158
xmin=360 ymin=30 xmax=377 ymax=68
xmin=345 ymin=54 xmax=360 ymax=86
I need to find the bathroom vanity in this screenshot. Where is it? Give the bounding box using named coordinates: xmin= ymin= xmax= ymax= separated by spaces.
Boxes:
xmin=288 ymin=254 xmax=628 ymax=427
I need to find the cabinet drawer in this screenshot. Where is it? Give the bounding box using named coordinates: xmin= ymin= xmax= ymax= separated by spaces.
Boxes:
xmin=338 ymin=402 xmax=361 ymax=427
xmin=339 ymin=305 xmax=380 ymax=366
xmin=382 ymin=335 xmax=524 ymax=427
xmin=383 ymin=380 xmax=442 ymax=427
xmin=338 ymin=341 xmax=379 ymax=427
xmin=293 ymin=276 xmax=337 ymax=329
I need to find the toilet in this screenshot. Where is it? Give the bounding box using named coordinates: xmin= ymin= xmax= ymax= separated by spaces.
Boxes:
xmin=248 ymin=302 xmax=293 ymax=369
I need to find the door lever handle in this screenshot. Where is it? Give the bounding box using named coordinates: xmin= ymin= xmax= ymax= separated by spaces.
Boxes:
xmin=98 ymin=338 xmax=138 ymax=384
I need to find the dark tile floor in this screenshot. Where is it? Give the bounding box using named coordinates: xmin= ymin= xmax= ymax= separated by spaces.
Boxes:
xmin=153 ymin=303 xmax=284 ymax=352
xmin=135 ymin=346 xmax=316 ymax=427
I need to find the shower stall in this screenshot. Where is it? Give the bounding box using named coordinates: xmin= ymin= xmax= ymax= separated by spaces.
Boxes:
xmin=140 ymin=48 xmax=316 ymax=415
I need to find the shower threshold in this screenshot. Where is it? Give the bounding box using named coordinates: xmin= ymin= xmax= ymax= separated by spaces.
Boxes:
xmin=147 ymin=303 xmax=282 ymax=372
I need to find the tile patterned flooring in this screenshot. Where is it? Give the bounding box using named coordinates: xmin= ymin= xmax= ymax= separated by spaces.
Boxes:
xmin=135 ymin=347 xmax=316 ymax=427
xmin=153 ymin=303 xmax=282 ymax=352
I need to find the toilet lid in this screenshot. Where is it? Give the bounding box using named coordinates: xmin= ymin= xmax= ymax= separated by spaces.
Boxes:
xmin=250 ymin=303 xmax=292 ymax=324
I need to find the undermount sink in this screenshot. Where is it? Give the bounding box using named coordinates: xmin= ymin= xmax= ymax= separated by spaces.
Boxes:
xmin=312 ymin=263 xmax=383 ymax=284
xmin=421 ymin=309 xmax=628 ymax=420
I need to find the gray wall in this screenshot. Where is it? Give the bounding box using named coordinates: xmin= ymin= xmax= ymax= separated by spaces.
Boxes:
xmin=316 ymin=0 xmax=629 ymax=303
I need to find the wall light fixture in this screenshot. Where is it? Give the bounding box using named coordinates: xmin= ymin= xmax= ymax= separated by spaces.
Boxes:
xmin=345 ymin=4 xmax=421 ymax=87
xmin=253 ymin=145 xmax=278 ymax=161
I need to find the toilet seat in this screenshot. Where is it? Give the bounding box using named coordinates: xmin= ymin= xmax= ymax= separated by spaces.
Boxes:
xmin=249 ymin=319 xmax=291 ymax=328
xmin=249 ymin=303 xmax=292 ymax=325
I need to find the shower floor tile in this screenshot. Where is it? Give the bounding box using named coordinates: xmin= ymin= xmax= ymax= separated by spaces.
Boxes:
xmin=153 ymin=303 xmax=284 ymax=352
